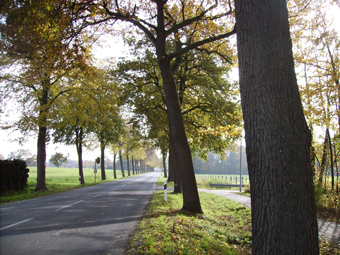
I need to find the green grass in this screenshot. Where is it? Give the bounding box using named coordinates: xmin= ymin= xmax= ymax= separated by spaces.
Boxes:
xmin=127 ymin=191 xmax=252 ymax=255
xmin=154 ymin=176 xmax=339 ymax=254
xmin=0 ymin=167 xmax=132 ymax=203
xmin=128 ymin=189 xmax=340 ymax=255
xmin=158 ymin=174 xmax=249 ymax=190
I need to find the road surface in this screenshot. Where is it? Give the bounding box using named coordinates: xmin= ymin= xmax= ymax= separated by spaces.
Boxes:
xmin=0 ymin=171 xmax=160 ymax=255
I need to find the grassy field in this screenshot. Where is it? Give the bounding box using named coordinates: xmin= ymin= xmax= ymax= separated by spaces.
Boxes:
xmin=195 ymin=174 xmax=250 ymax=184
xmin=159 ymin=173 xmax=250 ymax=191
xmin=0 ymin=167 xmax=130 ymax=203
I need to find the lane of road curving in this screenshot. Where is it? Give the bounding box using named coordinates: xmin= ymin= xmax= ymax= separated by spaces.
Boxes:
xmin=0 ymin=171 xmax=160 ymax=255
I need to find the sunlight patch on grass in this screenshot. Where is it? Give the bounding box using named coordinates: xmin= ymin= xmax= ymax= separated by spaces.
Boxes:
xmin=127 ymin=191 xmax=252 ymax=254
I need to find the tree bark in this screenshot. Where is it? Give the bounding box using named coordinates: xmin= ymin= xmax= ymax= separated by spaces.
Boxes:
xmin=127 ymin=153 xmax=130 ymax=176
xmin=170 ymin=134 xmax=182 ymax=193
xmin=132 ymin=157 xmax=135 ymax=175
xmin=35 ymin=75 xmax=49 ymax=191
xmin=318 ymin=128 xmax=329 ymax=187
xmin=119 ymin=150 xmax=125 ymax=177
xmin=36 ymin=125 xmax=47 ymax=191
xmin=168 ymin=139 xmax=174 ymax=182
xmin=327 ymin=128 xmax=335 ymax=190
xmin=76 ymin=127 xmax=85 ymax=184
xmin=100 ymin=143 xmax=106 ymax=181
xmin=162 ymin=150 xmax=167 ymax=178
xmin=235 ymin=0 xmax=319 ymax=254
xmin=113 ymin=153 xmax=117 ymax=179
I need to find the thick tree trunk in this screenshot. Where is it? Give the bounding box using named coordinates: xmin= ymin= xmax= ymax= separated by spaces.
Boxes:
xmin=36 ymin=125 xmax=47 ymax=191
xmin=100 ymin=143 xmax=106 ymax=180
xmin=113 ymin=153 xmax=117 ymax=179
xmin=154 ymin=0 xmax=202 ymax=213
xmin=310 ymin=127 xmax=316 ymax=177
xmin=159 ymin=60 xmax=199 ymax=211
xmin=76 ymin=127 xmax=85 ymax=184
xmin=119 ymin=150 xmax=125 ymax=177
xmin=35 ymin=77 xmax=49 ymax=191
xmin=168 ymin=139 xmax=174 ymax=182
xmin=235 ymin=0 xmax=319 ymax=254
xmin=170 ymin=134 xmax=182 ymax=193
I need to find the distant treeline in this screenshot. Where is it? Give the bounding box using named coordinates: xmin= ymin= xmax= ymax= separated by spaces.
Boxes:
xmin=50 ymin=158 xmax=138 ymax=170
xmin=193 ymin=149 xmax=248 ymax=175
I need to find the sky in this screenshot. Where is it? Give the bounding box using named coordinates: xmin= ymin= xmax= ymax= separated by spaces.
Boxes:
xmin=1 ymin=4 xmax=339 ymax=161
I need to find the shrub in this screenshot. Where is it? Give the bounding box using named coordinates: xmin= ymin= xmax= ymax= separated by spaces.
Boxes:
xmin=0 ymin=159 xmax=29 ymax=194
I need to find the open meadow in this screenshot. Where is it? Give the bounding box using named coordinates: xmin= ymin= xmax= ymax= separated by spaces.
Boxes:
xmin=0 ymin=167 xmax=129 ymax=203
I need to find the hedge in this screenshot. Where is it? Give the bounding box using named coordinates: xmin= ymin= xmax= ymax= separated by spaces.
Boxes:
xmin=0 ymin=159 xmax=29 ymax=194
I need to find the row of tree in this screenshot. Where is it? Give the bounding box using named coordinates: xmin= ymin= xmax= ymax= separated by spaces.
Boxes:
xmin=1 ymin=0 xmax=339 ymax=253
xmin=289 ymin=0 xmax=340 ymax=192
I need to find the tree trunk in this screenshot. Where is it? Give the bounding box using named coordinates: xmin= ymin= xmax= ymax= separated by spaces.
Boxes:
xmin=168 ymin=147 xmax=174 ymax=182
xmin=327 ymin=128 xmax=335 ymax=190
xmin=170 ymin=134 xmax=182 ymax=193
xmin=119 ymin=150 xmax=125 ymax=177
xmin=310 ymin=127 xmax=316 ymax=177
xmin=36 ymin=125 xmax=47 ymax=191
xmin=334 ymin=144 xmax=339 ymax=194
xmin=235 ymin=0 xmax=319 ymax=254
xmin=113 ymin=153 xmax=117 ymax=179
xmin=35 ymin=76 xmax=49 ymax=191
xmin=135 ymin=159 xmax=138 ymax=174
xmin=127 ymin=153 xmax=130 ymax=176
xmin=132 ymin=157 xmax=135 ymax=175
xmin=160 ymin=63 xmax=197 ymax=209
xmin=318 ymin=128 xmax=329 ymax=187
xmin=100 ymin=143 xmax=106 ymax=180
xmin=76 ymin=127 xmax=85 ymax=184
xmin=154 ymin=0 xmax=202 ymax=214
xmin=162 ymin=150 xmax=167 ymax=178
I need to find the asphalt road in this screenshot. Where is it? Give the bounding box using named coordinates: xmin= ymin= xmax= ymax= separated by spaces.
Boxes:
xmin=0 ymin=171 xmax=160 ymax=255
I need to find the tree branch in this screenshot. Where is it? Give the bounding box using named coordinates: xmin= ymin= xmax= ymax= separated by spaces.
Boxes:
xmin=102 ymin=1 xmax=156 ymax=45
xmin=166 ymin=0 xmax=218 ymax=36
xmin=196 ymin=48 xmax=233 ymax=64
xmin=168 ymin=27 xmax=236 ymax=60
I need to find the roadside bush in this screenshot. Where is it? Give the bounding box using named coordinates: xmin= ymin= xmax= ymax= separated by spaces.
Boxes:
xmin=314 ymin=182 xmax=340 ymax=222
xmin=244 ymin=183 xmax=251 ymax=193
xmin=0 ymin=159 xmax=29 ymax=194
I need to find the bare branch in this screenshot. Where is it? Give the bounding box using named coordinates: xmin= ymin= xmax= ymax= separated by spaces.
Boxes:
xmin=196 ymin=48 xmax=233 ymax=64
xmin=166 ymin=1 xmax=218 ymax=36
xmin=102 ymin=2 xmax=156 ymax=45
xmin=168 ymin=27 xmax=236 ymax=60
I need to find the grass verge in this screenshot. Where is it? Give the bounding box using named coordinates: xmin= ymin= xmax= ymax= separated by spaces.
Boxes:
xmin=127 ymin=191 xmax=252 ymax=255
xmin=0 ymin=167 xmax=133 ymax=204
xmin=128 ymin=191 xmax=340 ymax=254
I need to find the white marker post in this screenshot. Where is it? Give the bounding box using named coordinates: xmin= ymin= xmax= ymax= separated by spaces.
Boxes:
xmin=164 ymin=180 xmax=167 ymax=202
